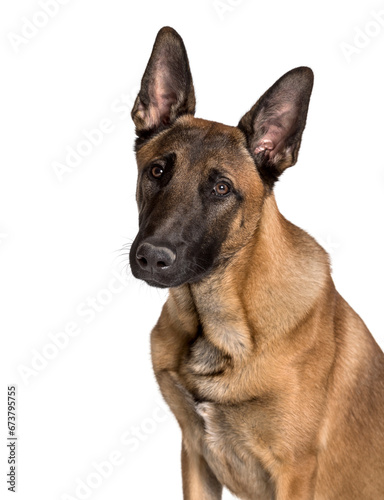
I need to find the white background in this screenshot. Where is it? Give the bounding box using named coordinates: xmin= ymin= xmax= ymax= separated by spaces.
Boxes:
xmin=1 ymin=1 xmax=383 ymax=499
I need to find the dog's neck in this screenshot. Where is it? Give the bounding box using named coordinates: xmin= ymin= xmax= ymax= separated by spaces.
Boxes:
xmin=170 ymin=194 xmax=331 ymax=360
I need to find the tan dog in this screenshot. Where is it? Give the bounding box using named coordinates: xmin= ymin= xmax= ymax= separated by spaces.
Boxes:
xmin=129 ymin=27 xmax=384 ymax=499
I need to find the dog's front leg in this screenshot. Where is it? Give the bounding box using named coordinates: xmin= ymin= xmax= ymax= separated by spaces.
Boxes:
xmin=155 ymin=369 xmax=222 ymax=498
xmin=182 ymin=441 xmax=223 ymax=500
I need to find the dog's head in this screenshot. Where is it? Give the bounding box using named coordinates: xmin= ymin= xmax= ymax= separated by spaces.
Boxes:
xmin=129 ymin=27 xmax=313 ymax=288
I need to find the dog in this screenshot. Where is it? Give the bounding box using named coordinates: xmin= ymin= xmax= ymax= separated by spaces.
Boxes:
xmin=129 ymin=26 xmax=384 ymax=499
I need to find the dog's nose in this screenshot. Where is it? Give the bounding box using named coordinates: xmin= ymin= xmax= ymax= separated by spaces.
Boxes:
xmin=136 ymin=242 xmax=176 ymax=272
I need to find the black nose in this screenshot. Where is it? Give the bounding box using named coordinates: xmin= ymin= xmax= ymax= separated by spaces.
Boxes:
xmin=136 ymin=243 xmax=176 ymax=272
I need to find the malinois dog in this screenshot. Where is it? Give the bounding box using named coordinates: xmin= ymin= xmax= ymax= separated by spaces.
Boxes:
xmin=129 ymin=27 xmax=384 ymax=499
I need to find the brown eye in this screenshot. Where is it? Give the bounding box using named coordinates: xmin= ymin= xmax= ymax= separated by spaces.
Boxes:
xmin=151 ymin=164 xmax=164 ymax=178
xmin=213 ymin=182 xmax=230 ymax=196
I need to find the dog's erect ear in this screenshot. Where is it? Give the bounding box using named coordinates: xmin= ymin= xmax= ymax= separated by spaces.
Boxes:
xmin=238 ymin=67 xmax=313 ymax=189
xmin=131 ymin=27 xmax=196 ymax=138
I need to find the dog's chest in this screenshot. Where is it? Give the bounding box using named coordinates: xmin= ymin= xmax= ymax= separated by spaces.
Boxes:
xmin=184 ymin=333 xmax=231 ymax=379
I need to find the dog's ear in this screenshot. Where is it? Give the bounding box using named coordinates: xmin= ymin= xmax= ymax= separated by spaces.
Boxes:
xmin=238 ymin=67 xmax=313 ymax=189
xmin=131 ymin=27 xmax=196 ymax=138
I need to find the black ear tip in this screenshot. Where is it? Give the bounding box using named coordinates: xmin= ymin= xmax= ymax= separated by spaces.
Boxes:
xmin=300 ymin=66 xmax=314 ymax=80
xmin=156 ymin=26 xmax=182 ymax=41
xmin=291 ymin=66 xmax=314 ymax=85
xmin=280 ymin=66 xmax=314 ymax=95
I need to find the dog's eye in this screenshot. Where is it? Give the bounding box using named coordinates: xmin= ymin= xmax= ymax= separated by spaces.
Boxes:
xmin=212 ymin=182 xmax=231 ymax=197
xmin=151 ymin=164 xmax=164 ymax=179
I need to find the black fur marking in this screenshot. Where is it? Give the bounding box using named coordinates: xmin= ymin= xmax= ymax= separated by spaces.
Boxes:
xmin=134 ymin=123 xmax=169 ymax=152
xmin=146 ymin=152 xmax=176 ymax=188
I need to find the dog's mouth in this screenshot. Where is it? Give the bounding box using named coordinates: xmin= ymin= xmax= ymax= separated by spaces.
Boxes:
xmin=137 ymin=275 xmax=183 ymax=289
xmin=130 ymin=261 xmax=200 ymax=289
xmin=138 ymin=277 xmax=170 ymax=289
